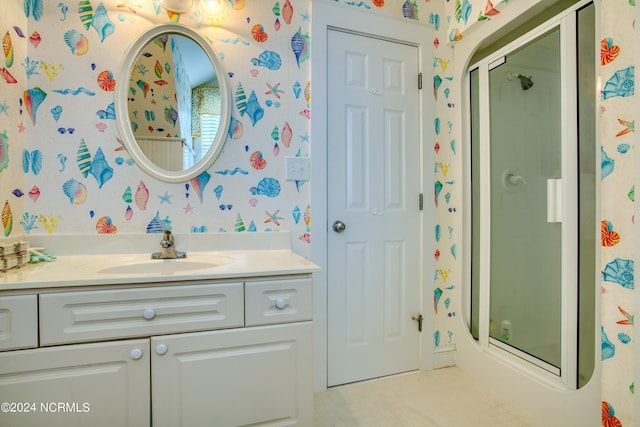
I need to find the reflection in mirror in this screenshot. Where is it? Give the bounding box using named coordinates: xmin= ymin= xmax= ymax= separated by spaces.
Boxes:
xmin=116 ymin=24 xmax=230 ymax=183
xmin=127 ymin=34 xmax=221 ymax=172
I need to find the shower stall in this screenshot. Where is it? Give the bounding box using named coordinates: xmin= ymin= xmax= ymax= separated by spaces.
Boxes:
xmin=466 ymin=1 xmax=596 ymax=389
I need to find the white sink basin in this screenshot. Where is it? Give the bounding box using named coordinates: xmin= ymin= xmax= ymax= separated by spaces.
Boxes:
xmin=96 ymin=255 xmax=235 ymax=275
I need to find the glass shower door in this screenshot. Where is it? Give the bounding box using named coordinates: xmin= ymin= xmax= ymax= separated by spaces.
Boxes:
xmin=488 ymin=28 xmax=562 ymax=371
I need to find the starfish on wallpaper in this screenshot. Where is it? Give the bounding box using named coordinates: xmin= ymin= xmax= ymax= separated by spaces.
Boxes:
xmin=17 ymin=122 xmax=25 ymax=133
xmin=299 ymin=133 xmax=310 ymax=143
xmin=299 ymin=12 xmax=310 ymax=22
xmin=183 ymin=203 xmax=194 ymax=213
xmin=616 ymin=306 xmax=634 ymax=325
xmin=616 ymin=118 xmax=634 ymax=137
xmin=0 ymin=101 xmax=8 ymax=115
xmin=265 ymin=82 xmax=285 ymax=99
xmin=158 ymin=191 xmax=173 ymax=204
xmin=264 ymin=210 xmax=284 ymax=227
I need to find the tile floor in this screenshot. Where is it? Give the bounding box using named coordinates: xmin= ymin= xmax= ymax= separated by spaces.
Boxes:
xmin=313 ymin=367 xmax=547 ymax=427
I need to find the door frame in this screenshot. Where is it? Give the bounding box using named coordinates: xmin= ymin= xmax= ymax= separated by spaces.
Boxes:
xmin=311 ymin=0 xmax=435 ymax=391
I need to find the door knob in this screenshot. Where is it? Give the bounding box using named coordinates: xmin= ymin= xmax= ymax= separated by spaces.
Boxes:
xmin=332 ymin=220 xmax=346 ymax=233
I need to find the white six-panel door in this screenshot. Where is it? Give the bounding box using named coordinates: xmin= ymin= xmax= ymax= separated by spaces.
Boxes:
xmin=327 ymin=29 xmax=421 ymax=386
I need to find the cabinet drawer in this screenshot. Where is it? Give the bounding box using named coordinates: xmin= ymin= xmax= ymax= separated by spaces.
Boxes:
xmin=0 ymin=295 xmax=38 ymax=351
xmin=39 ymin=282 xmax=244 ymax=345
xmin=245 ymin=278 xmax=312 ymax=326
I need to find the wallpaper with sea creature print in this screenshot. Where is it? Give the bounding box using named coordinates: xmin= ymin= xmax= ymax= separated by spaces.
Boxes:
xmin=0 ymin=0 xmax=313 ymax=256
xmin=0 ymin=1 xmax=638 ymax=425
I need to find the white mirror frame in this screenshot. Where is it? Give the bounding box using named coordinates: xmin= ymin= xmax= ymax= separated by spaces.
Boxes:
xmin=116 ymin=24 xmax=231 ymax=183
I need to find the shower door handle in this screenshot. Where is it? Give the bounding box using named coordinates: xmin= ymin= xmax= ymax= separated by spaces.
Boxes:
xmin=547 ymin=178 xmax=562 ymax=223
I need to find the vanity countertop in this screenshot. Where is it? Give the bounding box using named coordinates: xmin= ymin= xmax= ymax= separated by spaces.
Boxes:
xmin=0 ymin=232 xmax=319 ymax=291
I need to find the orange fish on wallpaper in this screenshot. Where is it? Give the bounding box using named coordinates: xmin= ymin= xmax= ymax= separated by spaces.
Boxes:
xmin=601 ymin=220 xmax=620 ymax=247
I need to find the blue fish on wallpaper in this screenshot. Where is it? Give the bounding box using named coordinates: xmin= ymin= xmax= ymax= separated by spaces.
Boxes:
xmin=602 ymin=66 xmax=634 ymax=99
xmin=251 ymin=50 xmax=282 ymax=71
xmin=24 ymin=0 xmax=43 ymax=21
xmin=250 ymin=177 xmax=281 ymax=198
xmin=291 ymin=28 xmax=309 ymax=68
xmin=245 ymin=91 xmax=264 ymax=126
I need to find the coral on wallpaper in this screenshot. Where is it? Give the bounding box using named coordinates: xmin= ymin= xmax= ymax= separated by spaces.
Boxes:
xmin=0 ymin=0 xmax=312 ymax=256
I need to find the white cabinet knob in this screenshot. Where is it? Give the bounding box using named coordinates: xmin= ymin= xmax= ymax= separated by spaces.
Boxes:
xmin=155 ymin=344 xmax=168 ymax=355
xmin=143 ymin=309 xmax=156 ymax=320
xmin=130 ymin=348 xmax=143 ymax=360
xmin=275 ymin=299 xmax=287 ymax=310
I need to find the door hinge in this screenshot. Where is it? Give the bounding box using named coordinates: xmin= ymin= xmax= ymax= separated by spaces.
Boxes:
xmin=418 ymin=73 xmax=423 ymax=90
xmin=419 ymin=193 xmax=423 ymax=211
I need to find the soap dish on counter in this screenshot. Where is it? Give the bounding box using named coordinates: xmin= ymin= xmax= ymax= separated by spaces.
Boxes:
xmin=0 ymin=240 xmax=30 ymax=272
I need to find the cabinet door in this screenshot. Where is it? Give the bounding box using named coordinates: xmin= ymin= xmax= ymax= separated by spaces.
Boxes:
xmin=0 ymin=339 xmax=150 ymax=427
xmin=152 ymin=322 xmax=313 ymax=427
xmin=0 ymin=294 xmax=38 ymax=350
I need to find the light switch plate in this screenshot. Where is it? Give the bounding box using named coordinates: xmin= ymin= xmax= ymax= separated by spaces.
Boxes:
xmin=285 ymin=157 xmax=310 ymax=181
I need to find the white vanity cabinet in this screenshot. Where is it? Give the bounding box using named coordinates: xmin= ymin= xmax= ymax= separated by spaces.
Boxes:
xmin=0 ymin=275 xmax=313 ymax=427
xmin=0 ymin=338 xmax=151 ymax=427
xmin=152 ymin=323 xmax=312 ymax=426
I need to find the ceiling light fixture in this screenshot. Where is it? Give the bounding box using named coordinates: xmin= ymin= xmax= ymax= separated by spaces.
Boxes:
xmin=199 ymin=0 xmax=227 ymax=17
xmin=160 ymin=0 xmax=194 ymax=13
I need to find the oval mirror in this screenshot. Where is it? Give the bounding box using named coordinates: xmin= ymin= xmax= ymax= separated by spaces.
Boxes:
xmin=116 ymin=24 xmax=231 ymax=183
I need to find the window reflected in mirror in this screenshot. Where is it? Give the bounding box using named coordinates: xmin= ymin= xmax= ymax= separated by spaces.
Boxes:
xmin=127 ymin=34 xmax=221 ymax=172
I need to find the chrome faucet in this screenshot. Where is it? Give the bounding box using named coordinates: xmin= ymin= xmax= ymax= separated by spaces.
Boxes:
xmin=152 ymin=230 xmax=186 ymax=259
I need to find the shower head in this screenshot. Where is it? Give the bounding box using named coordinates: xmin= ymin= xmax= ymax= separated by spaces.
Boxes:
xmin=506 ymin=72 xmax=534 ymax=90
xmin=516 ymin=74 xmax=534 ymax=90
